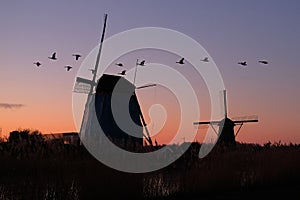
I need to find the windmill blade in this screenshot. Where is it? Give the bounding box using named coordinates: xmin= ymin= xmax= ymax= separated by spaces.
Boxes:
xmin=223 ymin=90 xmax=228 ymax=118
xmin=219 ymin=90 xmax=228 ymax=118
xmin=193 ymin=120 xmax=220 ymax=125
xmin=88 ymin=14 xmax=108 ymax=95
xmin=233 ymin=119 xmax=258 ymax=124
xmin=218 ymin=90 xmax=227 ymax=118
xmin=232 ymin=115 xmax=258 ymax=124
xmin=133 ymin=93 xmax=153 ymax=146
xmin=140 ymin=113 xmax=153 ymax=146
xmin=136 ymin=84 xmax=157 ymax=90
xmin=193 ymin=122 xmax=219 ymax=136
xmin=232 ymin=115 xmax=258 ymax=121
xmin=235 ymin=123 xmax=244 ymax=137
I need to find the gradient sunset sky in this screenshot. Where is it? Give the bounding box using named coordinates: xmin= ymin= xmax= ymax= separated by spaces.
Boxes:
xmin=0 ymin=0 xmax=299 ymax=144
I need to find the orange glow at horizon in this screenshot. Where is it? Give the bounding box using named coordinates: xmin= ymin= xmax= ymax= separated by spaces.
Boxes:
xmin=1 ymin=72 xmax=298 ymax=145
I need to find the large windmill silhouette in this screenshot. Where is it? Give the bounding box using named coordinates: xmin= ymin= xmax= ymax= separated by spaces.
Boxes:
xmin=73 ymin=14 xmax=154 ymax=147
xmin=194 ymin=90 xmax=258 ymax=145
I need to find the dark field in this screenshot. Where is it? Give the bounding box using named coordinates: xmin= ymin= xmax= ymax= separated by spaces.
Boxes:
xmin=1 ymin=131 xmax=300 ymax=200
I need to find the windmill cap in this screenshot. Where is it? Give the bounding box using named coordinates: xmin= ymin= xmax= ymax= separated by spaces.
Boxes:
xmin=96 ymin=74 xmax=135 ymax=94
xmin=219 ymin=117 xmax=235 ymax=127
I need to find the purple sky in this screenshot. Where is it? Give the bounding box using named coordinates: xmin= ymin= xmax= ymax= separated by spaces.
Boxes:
xmin=0 ymin=0 xmax=300 ymax=144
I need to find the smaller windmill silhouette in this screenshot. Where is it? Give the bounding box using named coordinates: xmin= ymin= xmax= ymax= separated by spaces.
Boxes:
xmin=194 ymin=90 xmax=258 ymax=145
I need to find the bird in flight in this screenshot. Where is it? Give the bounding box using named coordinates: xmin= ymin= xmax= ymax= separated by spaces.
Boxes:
xmin=115 ymin=63 xmax=123 ymax=67
xmin=238 ymin=61 xmax=247 ymax=67
xmin=118 ymin=70 xmax=126 ymax=75
xmin=72 ymin=54 xmax=82 ymax=61
xmin=201 ymin=57 xmax=209 ymax=62
xmin=64 ymin=66 xmax=72 ymax=71
xmin=258 ymin=60 xmax=268 ymax=65
xmin=33 ymin=62 xmax=41 ymax=67
xmin=176 ymin=58 xmax=184 ymax=64
xmin=48 ymin=52 xmax=57 ymax=60
xmin=89 ymin=69 xmax=95 ymax=74
xmin=137 ymin=60 xmax=146 ymax=66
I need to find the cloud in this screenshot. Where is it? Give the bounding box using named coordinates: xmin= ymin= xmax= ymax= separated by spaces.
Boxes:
xmin=0 ymin=103 xmax=25 ymax=109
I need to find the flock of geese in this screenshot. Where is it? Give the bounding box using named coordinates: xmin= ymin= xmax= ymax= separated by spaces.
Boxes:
xmin=115 ymin=57 xmax=209 ymax=76
xmin=33 ymin=52 xmax=82 ymax=71
xmin=115 ymin=56 xmax=269 ymax=76
xmin=34 ymin=53 xmax=268 ymax=75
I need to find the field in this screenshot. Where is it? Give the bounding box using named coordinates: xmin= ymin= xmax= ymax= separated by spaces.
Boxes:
xmin=1 ymin=130 xmax=300 ymax=199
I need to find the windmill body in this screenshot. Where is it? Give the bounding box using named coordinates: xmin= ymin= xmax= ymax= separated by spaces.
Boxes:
xmin=94 ymin=74 xmax=144 ymax=147
xmin=76 ymin=74 xmax=153 ymax=150
xmin=218 ymin=117 xmax=236 ymax=145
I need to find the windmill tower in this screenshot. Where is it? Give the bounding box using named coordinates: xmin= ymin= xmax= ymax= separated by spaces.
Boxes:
xmin=194 ymin=90 xmax=258 ymax=145
xmin=94 ymin=74 xmax=153 ymax=147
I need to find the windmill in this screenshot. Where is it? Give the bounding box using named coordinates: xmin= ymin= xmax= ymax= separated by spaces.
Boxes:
xmin=193 ymin=90 xmax=258 ymax=145
xmin=73 ymin=14 xmax=154 ymax=147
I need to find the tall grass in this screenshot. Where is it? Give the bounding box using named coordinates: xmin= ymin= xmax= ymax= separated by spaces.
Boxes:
xmin=1 ymin=130 xmax=300 ymax=199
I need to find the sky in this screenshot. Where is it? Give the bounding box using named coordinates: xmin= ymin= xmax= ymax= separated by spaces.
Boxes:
xmin=0 ymin=0 xmax=300 ymax=144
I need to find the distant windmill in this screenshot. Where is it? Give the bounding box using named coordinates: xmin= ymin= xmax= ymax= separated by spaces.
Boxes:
xmin=194 ymin=90 xmax=258 ymax=145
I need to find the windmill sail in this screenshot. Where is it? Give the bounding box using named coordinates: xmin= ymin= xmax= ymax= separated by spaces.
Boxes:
xmin=73 ymin=77 xmax=96 ymax=94
xmin=232 ymin=115 xmax=258 ymax=123
xmin=78 ymin=14 xmax=108 ymax=139
xmin=79 ymin=93 xmax=98 ymax=140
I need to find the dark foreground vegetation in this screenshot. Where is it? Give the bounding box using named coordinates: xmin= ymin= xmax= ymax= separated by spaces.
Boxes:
xmin=0 ymin=129 xmax=300 ymax=199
